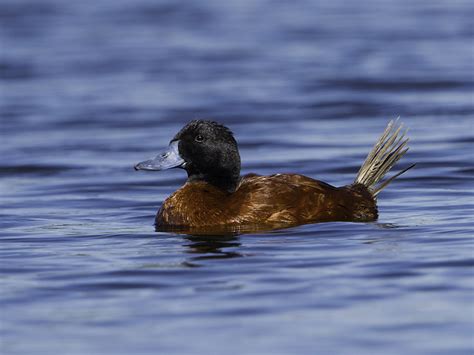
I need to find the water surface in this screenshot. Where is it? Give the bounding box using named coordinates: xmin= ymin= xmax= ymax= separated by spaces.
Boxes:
xmin=1 ymin=0 xmax=473 ymax=354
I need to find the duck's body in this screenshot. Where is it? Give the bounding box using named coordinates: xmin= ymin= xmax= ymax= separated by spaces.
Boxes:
xmin=135 ymin=119 xmax=413 ymax=234
xmin=158 ymin=174 xmax=376 ymax=230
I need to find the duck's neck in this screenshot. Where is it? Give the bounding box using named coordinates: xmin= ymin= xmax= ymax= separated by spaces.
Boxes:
xmin=186 ymin=169 xmax=240 ymax=193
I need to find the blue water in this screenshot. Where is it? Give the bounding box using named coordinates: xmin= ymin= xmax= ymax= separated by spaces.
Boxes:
xmin=1 ymin=0 xmax=473 ymax=354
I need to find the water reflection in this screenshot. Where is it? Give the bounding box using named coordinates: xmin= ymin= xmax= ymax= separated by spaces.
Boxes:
xmin=155 ymin=223 xmax=286 ymax=235
xmin=184 ymin=234 xmax=243 ymax=260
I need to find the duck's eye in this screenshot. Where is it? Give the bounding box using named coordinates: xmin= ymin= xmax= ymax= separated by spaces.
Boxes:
xmin=195 ymin=135 xmax=204 ymax=142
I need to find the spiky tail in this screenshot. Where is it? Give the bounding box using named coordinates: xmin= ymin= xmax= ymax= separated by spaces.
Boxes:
xmin=355 ymin=119 xmax=415 ymax=196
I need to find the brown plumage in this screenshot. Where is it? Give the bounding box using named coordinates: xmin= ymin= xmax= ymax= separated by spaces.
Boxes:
xmin=135 ymin=120 xmax=414 ymax=234
xmin=157 ymin=175 xmax=376 ymax=231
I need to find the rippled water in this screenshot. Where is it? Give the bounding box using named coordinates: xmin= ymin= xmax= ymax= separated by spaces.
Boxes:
xmin=1 ymin=0 xmax=473 ymax=354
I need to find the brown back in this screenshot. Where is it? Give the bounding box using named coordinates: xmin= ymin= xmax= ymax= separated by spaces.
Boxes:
xmin=156 ymin=174 xmax=378 ymax=233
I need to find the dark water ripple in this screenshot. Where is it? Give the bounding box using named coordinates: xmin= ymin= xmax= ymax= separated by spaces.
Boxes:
xmin=1 ymin=0 xmax=474 ymax=354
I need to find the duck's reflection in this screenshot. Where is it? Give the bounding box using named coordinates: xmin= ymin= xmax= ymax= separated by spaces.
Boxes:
xmin=156 ymin=224 xmax=248 ymax=260
xmin=184 ymin=234 xmax=243 ymax=260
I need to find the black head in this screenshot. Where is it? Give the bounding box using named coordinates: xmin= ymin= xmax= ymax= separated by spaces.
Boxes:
xmin=135 ymin=120 xmax=241 ymax=193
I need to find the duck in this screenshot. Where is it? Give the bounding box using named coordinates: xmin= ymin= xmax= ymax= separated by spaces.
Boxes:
xmin=135 ymin=119 xmax=414 ymax=234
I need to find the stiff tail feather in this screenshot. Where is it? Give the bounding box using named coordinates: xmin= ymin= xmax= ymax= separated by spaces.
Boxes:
xmin=355 ymin=119 xmax=415 ymax=196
